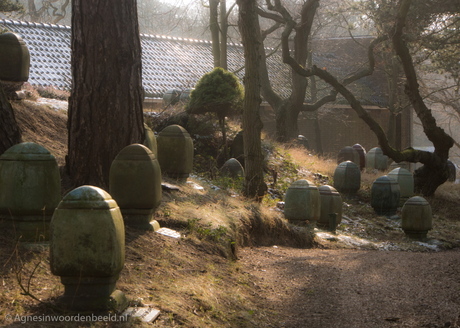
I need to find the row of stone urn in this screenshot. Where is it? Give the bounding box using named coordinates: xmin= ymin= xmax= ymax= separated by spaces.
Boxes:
xmin=285 ymin=158 xmax=434 ymax=240
xmin=338 ymin=144 xmax=457 ymax=181
xmin=0 ymin=124 xmax=197 ymax=311
xmin=338 ymin=144 xmax=390 ymax=171
xmin=335 ymin=145 xmax=434 ymax=239
xmin=0 ymin=124 xmax=195 ymax=239
xmin=284 ymin=177 xmax=433 ymax=239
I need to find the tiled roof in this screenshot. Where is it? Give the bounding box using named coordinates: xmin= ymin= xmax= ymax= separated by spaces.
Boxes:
xmin=0 ymin=19 xmax=387 ymax=106
xmin=1 ymin=20 xmax=72 ymax=89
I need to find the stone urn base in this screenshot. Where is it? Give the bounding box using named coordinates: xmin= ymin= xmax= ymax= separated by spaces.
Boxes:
xmin=58 ymin=275 xmax=128 ymax=312
xmin=0 ymin=214 xmax=51 ymax=242
xmin=121 ymin=208 xmax=160 ymax=231
xmin=403 ymin=229 xmax=428 ymax=241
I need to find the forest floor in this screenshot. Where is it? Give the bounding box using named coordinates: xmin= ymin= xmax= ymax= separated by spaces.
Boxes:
xmin=1 ymin=94 xmax=460 ymax=327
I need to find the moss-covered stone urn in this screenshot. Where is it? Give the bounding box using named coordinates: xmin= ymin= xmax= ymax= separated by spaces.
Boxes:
xmin=109 ymin=144 xmax=162 ymax=231
xmin=284 ymin=179 xmax=320 ymax=227
xmin=50 ymin=186 xmax=127 ymax=311
xmin=0 ymin=142 xmax=61 ymax=242
xmin=333 ymin=161 xmax=361 ymax=196
xmin=156 ymin=124 xmax=194 ymax=180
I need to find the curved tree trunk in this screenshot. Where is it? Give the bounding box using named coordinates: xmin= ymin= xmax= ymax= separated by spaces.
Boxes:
xmin=237 ymin=0 xmax=266 ymax=200
xmin=67 ymin=0 xmax=144 ymax=190
xmin=391 ymin=0 xmax=453 ymax=195
xmin=0 ymin=85 xmax=21 ymax=154
xmin=257 ymin=0 xmax=320 ymax=142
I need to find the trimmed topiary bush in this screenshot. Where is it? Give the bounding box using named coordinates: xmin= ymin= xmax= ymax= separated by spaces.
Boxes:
xmin=187 ymin=67 xmax=244 ymax=154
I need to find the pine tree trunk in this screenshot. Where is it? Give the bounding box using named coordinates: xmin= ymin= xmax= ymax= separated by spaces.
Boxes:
xmin=0 ymin=84 xmax=21 ymax=154
xmin=67 ymin=0 xmax=144 ymax=189
xmin=237 ymin=0 xmax=266 ymax=199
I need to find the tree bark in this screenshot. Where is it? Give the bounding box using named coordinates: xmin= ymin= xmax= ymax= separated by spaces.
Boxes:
xmin=309 ymin=53 xmax=323 ymax=154
xmin=68 ymin=0 xmax=144 ymax=190
xmin=219 ymin=0 xmax=228 ymax=70
xmin=210 ymin=0 xmax=221 ymax=68
xmin=0 ymin=84 xmax=21 ymax=154
xmin=237 ymin=0 xmax=266 ymax=199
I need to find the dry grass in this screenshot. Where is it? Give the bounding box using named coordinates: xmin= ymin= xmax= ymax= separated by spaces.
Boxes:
xmin=11 ymin=100 xmax=68 ymax=166
xmin=285 ymin=146 xmax=337 ymax=180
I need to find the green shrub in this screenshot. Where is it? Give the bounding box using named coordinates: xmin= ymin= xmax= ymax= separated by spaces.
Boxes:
xmin=187 ymin=67 xmax=244 ymax=119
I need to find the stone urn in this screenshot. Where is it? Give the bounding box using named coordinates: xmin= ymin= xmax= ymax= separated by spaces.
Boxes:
xmin=50 ymin=186 xmax=127 ymax=311
xmin=371 ymin=175 xmax=400 ymax=216
xmin=401 ymin=196 xmax=432 ymax=240
xmin=0 ymin=32 xmax=30 ymax=95
xmin=317 ymin=185 xmax=342 ymax=230
xmin=388 ymin=167 xmax=414 ymax=205
xmin=0 ymin=142 xmax=61 ymax=242
xmin=366 ymin=147 xmax=389 ymax=171
xmin=220 ymin=158 xmax=244 ymax=178
xmin=109 ymin=144 xmax=162 ymax=231
xmin=284 ymin=179 xmax=320 ymax=227
xmin=333 ymin=161 xmax=361 ymax=196
xmin=157 ymin=124 xmax=194 ymax=180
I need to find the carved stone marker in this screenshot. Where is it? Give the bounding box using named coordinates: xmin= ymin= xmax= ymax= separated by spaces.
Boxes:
xmin=157 ymin=124 xmax=194 ymax=181
xmin=388 ymin=167 xmax=414 ymax=205
xmin=0 ymin=32 xmax=30 ymax=95
xmin=110 ymin=144 xmax=162 ymax=230
xmin=220 ymin=158 xmax=244 ymax=178
xmin=50 ymin=186 xmax=127 ymax=311
xmin=333 ymin=161 xmax=361 ymax=196
xmin=366 ymin=147 xmax=389 ymax=171
xmin=401 ymin=196 xmax=432 ymax=240
xmin=284 ymin=179 xmax=320 ymax=227
xmin=0 ymin=142 xmax=61 ymax=242
xmin=352 ymin=144 xmax=366 ymax=170
xmin=371 ymin=175 xmax=400 ymax=216
xmin=317 ymin=185 xmax=342 ymax=230
xmin=337 ymin=146 xmax=360 ymax=167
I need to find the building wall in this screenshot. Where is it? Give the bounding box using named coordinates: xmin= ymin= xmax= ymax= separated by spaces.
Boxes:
xmin=260 ymin=104 xmax=412 ymax=158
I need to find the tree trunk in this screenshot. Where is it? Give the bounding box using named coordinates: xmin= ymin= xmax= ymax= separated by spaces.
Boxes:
xmin=210 ymin=0 xmax=221 ymax=68
xmin=285 ymin=103 xmax=301 ymax=140
xmin=309 ymin=61 xmax=323 ymax=154
xmin=67 ymin=0 xmax=144 ymax=190
xmin=0 ymin=84 xmax=21 ymax=154
xmin=237 ymin=0 xmax=266 ymax=200
xmin=218 ymin=115 xmax=228 ymax=159
xmin=257 ymin=0 xmax=320 ymax=142
xmin=219 ymin=0 xmax=228 ymax=70
xmin=392 ymin=0 xmax=453 ymax=195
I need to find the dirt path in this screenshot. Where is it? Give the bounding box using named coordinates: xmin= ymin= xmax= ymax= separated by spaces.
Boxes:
xmin=239 ymin=246 xmax=460 ymax=328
